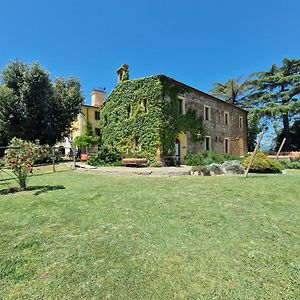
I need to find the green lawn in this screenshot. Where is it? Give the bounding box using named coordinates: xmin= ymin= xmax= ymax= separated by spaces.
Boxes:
xmin=0 ymin=170 xmax=299 ymax=299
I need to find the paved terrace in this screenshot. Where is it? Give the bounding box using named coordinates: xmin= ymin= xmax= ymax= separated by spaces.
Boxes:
xmin=75 ymin=162 xmax=192 ymax=176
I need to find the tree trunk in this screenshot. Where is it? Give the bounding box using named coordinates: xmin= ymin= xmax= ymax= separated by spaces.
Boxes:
xmin=282 ymin=113 xmax=291 ymax=151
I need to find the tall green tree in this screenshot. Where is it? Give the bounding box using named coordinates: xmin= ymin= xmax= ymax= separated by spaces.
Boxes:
xmin=209 ymin=78 xmax=248 ymax=105
xmin=247 ymin=58 xmax=300 ymax=150
xmin=0 ymin=61 xmax=84 ymax=145
xmin=274 ymin=119 xmax=300 ymax=151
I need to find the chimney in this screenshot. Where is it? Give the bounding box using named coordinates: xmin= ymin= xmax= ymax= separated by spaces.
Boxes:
xmin=91 ymin=87 xmax=106 ymax=107
xmin=117 ymin=64 xmax=129 ymax=83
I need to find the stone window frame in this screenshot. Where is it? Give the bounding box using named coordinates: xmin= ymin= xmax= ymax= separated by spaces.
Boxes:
xmin=205 ymin=136 xmax=211 ymax=151
xmin=178 ymin=96 xmax=186 ymax=115
xmin=224 ymin=137 xmax=230 ymax=154
xmin=224 ymin=111 xmax=230 ymax=126
xmin=204 ymin=105 xmax=211 ymax=121
xmin=239 ymin=116 xmax=243 ymax=128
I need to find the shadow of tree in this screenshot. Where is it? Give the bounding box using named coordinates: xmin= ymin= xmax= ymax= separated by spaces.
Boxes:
xmin=0 ymin=185 xmax=65 ymax=196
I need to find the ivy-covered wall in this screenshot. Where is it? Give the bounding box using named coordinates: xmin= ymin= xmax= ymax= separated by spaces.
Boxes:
xmin=100 ymin=75 xmax=204 ymax=162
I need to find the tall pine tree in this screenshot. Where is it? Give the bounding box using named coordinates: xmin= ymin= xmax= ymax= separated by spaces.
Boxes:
xmin=247 ymin=58 xmax=300 ymax=150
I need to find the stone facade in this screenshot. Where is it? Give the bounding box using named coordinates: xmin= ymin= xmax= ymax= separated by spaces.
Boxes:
xmin=100 ymin=70 xmax=248 ymax=164
xmin=180 ymin=85 xmax=248 ymax=156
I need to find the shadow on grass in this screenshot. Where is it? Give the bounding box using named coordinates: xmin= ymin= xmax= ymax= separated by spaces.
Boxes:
xmin=0 ymin=185 xmax=65 ymax=196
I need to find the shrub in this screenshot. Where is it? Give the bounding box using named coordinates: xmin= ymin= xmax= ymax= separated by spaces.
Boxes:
xmin=202 ymin=151 xmax=224 ymax=164
xmin=289 ymin=161 xmax=300 ymax=169
xmin=73 ymin=135 xmax=100 ymax=148
xmin=87 ymin=145 xmax=121 ymax=166
xmin=191 ymin=165 xmax=211 ymax=176
xmin=123 ymin=150 xmax=148 ymax=159
xmin=292 ymin=157 xmax=300 ymax=163
xmin=184 ymin=153 xmax=205 ymax=166
xmin=223 ymin=154 xmax=242 ymax=161
xmin=242 ymin=152 xmax=283 ymax=173
xmin=222 ymin=160 xmax=245 ymax=174
xmin=34 ymin=147 xmax=63 ymax=164
xmin=184 ymin=151 xmax=225 ymax=166
xmin=279 ymin=159 xmax=300 ymax=169
xmin=5 ymin=138 xmax=46 ymax=190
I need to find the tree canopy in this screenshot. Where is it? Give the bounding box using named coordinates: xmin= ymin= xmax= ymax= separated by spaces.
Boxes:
xmin=274 ymin=119 xmax=300 ymax=151
xmin=0 ymin=61 xmax=84 ymax=145
xmin=247 ymin=58 xmax=300 ymax=150
xmin=209 ymin=58 xmax=300 ymax=151
xmin=209 ymin=78 xmax=248 ymax=106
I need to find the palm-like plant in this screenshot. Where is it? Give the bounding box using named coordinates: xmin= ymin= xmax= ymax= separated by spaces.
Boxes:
xmin=209 ymin=78 xmax=248 ymax=106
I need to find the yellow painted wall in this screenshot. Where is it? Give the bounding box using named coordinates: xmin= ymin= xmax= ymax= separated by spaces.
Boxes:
xmin=70 ymin=105 xmax=100 ymax=141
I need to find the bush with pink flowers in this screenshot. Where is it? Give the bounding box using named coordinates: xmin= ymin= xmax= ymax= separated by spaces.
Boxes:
xmin=5 ymin=138 xmax=46 ymax=190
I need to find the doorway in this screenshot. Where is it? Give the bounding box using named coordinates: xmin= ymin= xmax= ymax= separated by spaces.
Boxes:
xmin=175 ymin=139 xmax=180 ymax=165
xmin=239 ymin=138 xmax=244 ymax=155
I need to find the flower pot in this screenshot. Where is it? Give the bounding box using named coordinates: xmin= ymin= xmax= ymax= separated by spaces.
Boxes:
xmin=80 ymin=154 xmax=88 ymax=161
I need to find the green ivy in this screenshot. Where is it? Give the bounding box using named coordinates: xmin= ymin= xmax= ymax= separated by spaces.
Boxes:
xmin=100 ymin=75 xmax=204 ymax=162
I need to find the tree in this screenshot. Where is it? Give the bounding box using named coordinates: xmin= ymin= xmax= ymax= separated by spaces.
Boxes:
xmin=247 ymin=58 xmax=300 ymax=151
xmin=274 ymin=119 xmax=300 ymax=151
xmin=0 ymin=85 xmax=15 ymax=146
xmin=209 ymin=78 xmax=248 ymax=105
xmin=247 ymin=114 xmax=261 ymax=152
xmin=0 ymin=61 xmax=84 ymax=145
xmin=209 ymin=78 xmax=260 ymax=151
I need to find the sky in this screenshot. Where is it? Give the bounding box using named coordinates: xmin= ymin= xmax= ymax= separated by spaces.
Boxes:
xmin=1 ymin=0 xmax=299 ymax=146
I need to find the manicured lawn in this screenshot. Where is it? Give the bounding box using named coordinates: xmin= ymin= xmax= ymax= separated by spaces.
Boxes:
xmin=0 ymin=170 xmax=299 ymax=299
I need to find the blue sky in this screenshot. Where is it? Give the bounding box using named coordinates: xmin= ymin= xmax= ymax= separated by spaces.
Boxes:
xmin=1 ymin=0 xmax=299 ymax=100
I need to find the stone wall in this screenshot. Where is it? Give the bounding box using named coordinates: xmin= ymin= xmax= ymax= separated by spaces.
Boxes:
xmin=183 ymin=89 xmax=248 ymax=156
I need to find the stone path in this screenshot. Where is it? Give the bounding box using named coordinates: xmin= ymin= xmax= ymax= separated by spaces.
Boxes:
xmin=75 ymin=162 xmax=192 ymax=176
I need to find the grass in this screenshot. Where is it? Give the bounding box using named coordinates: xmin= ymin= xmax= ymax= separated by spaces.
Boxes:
xmin=0 ymin=170 xmax=299 ymax=299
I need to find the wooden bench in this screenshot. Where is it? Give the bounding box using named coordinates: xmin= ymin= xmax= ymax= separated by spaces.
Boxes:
xmin=122 ymin=158 xmax=148 ymax=167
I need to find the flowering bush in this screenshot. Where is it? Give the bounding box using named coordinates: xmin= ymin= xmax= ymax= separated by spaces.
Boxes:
xmin=242 ymin=152 xmax=284 ymax=173
xmin=5 ymin=138 xmax=46 ymax=190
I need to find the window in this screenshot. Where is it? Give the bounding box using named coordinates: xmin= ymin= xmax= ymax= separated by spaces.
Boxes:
xmin=141 ymin=99 xmax=148 ymax=113
xmin=178 ymin=99 xmax=183 ymax=114
xmin=104 ymin=115 xmax=108 ymax=126
xmin=127 ymin=105 xmax=132 ymax=118
xmin=95 ymin=111 xmax=100 ymax=120
xmin=204 ymin=105 xmax=211 ymax=121
xmin=224 ymin=112 xmax=229 ymax=125
xmin=224 ymin=138 xmax=229 ymax=154
xmin=239 ymin=116 xmax=243 ymax=128
xmin=95 ymin=128 xmax=101 ymax=136
xmin=205 ymin=136 xmax=211 ymax=151
xmin=178 ymin=97 xmax=185 ymax=115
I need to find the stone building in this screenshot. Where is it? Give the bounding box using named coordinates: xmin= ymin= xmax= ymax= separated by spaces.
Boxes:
xmin=100 ymin=65 xmax=248 ymax=164
xmin=174 ymin=79 xmax=248 ymax=162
